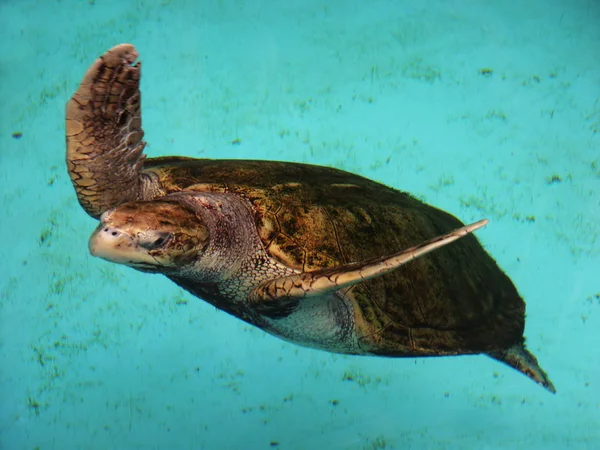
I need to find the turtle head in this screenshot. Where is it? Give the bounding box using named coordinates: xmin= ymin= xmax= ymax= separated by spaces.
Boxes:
xmin=89 ymin=199 xmax=209 ymax=273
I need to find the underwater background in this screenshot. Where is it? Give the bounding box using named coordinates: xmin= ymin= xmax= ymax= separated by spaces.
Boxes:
xmin=1 ymin=0 xmax=599 ymax=449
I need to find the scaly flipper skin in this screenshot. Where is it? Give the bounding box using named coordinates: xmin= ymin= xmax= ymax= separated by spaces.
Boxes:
xmin=249 ymin=219 xmax=488 ymax=309
xmin=489 ymin=344 xmax=556 ymax=394
xmin=65 ymin=44 xmax=146 ymax=218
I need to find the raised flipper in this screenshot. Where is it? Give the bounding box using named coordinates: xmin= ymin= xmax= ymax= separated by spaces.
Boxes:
xmin=488 ymin=343 xmax=556 ymax=394
xmin=66 ymin=44 xmax=146 ymax=218
xmin=249 ymin=219 xmax=488 ymax=312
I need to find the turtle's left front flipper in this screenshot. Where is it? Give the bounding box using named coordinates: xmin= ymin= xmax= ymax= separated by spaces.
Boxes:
xmin=66 ymin=44 xmax=146 ymax=219
xmin=249 ymin=219 xmax=488 ymax=315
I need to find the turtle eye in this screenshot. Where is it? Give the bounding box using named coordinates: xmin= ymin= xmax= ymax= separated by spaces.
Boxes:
xmin=138 ymin=232 xmax=172 ymax=250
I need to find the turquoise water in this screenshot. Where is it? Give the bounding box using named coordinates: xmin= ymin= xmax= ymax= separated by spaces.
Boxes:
xmin=1 ymin=0 xmax=599 ymax=448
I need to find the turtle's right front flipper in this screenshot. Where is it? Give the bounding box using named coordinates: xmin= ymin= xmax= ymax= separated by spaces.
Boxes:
xmin=249 ymin=219 xmax=489 ymax=315
xmin=66 ymin=44 xmax=146 ymax=219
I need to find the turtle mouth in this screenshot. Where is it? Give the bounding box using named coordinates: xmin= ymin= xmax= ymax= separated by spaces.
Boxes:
xmin=89 ymin=223 xmax=166 ymax=270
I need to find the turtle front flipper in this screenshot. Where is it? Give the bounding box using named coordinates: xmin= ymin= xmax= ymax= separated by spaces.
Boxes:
xmin=66 ymin=44 xmax=146 ymax=218
xmin=249 ymin=219 xmax=488 ymax=314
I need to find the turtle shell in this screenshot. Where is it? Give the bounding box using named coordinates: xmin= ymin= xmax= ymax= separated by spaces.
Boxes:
xmin=143 ymin=157 xmax=525 ymax=356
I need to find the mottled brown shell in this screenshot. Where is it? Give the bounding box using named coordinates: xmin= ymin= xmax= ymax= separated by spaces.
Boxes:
xmin=143 ymin=157 xmax=525 ymax=355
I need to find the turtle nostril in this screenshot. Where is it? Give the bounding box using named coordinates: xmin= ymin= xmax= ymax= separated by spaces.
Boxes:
xmin=102 ymin=227 xmax=120 ymax=237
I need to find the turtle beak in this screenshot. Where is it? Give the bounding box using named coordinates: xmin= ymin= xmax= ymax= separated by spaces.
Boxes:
xmin=89 ymin=222 xmax=134 ymax=263
xmin=88 ymin=211 xmax=162 ymax=269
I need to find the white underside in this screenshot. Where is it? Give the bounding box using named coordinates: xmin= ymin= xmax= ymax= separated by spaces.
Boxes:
xmin=261 ymin=293 xmax=359 ymax=354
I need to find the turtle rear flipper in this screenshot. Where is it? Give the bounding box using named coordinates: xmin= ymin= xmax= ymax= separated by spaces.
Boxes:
xmin=488 ymin=343 xmax=556 ymax=393
xmin=66 ymin=44 xmax=146 ymax=218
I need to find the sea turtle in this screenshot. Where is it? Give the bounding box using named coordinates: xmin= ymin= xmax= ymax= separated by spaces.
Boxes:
xmin=66 ymin=44 xmax=555 ymax=393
